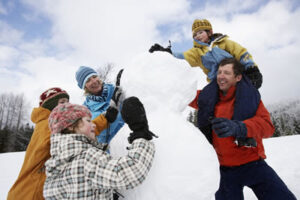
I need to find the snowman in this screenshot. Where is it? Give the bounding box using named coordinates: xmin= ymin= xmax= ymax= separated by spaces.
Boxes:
xmin=111 ymin=52 xmax=219 ymax=200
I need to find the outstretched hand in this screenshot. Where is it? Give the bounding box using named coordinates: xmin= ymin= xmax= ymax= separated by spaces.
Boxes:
xmin=149 ymin=43 xmax=172 ymax=54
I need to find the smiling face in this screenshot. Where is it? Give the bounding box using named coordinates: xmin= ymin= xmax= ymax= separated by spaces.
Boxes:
xmin=85 ymin=75 xmax=103 ymax=95
xmin=74 ymin=116 xmax=96 ymax=141
xmin=193 ymin=30 xmax=212 ymax=43
xmin=217 ymin=63 xmax=242 ymax=94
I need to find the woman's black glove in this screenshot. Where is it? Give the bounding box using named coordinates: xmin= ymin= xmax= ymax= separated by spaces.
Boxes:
xmin=121 ymin=96 xmax=157 ymax=144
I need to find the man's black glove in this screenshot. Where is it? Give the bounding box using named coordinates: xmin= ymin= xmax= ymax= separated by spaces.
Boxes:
xmin=121 ymin=96 xmax=157 ymax=144
xmin=211 ymin=118 xmax=247 ymax=139
xmin=104 ymin=106 xmax=118 ymax=123
xmin=149 ymin=43 xmax=172 ymax=54
xmin=244 ymin=66 xmax=263 ymax=89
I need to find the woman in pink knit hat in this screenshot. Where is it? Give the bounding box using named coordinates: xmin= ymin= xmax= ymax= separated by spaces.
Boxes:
xmin=44 ymin=97 xmax=156 ymax=200
xmin=7 ymin=87 xmax=117 ymax=200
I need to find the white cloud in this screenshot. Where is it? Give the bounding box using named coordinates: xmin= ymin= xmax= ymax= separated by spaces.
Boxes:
xmin=0 ymin=21 xmax=23 ymax=45
xmin=172 ymin=0 xmax=300 ymax=105
xmin=7 ymin=0 xmax=192 ymax=109
xmin=22 ymin=0 xmax=191 ymax=65
xmin=212 ymin=1 xmax=300 ymax=105
xmin=0 ymin=0 xmax=300 ymax=112
xmin=0 ymin=45 xmax=19 ymax=67
xmin=16 ymin=56 xmax=85 ymax=106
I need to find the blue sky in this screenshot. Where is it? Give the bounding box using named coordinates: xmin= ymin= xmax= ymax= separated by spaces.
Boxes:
xmin=0 ymin=0 xmax=279 ymax=52
xmin=1 ymin=0 xmax=298 ymax=52
xmin=0 ymin=1 xmax=52 ymax=41
xmin=0 ymin=0 xmax=300 ymax=109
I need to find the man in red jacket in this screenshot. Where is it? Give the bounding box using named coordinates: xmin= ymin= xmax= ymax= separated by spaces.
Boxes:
xmin=190 ymin=58 xmax=296 ymax=199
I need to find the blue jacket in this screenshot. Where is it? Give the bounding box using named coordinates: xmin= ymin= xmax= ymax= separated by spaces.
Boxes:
xmin=83 ymin=83 xmax=124 ymax=144
xmin=173 ymin=34 xmax=256 ymax=82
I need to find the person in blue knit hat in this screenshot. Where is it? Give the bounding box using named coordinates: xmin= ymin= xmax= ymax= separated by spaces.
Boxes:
xmin=76 ymin=66 xmax=124 ymax=145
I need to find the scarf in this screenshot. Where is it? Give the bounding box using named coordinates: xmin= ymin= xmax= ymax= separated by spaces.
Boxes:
xmin=197 ymin=75 xmax=260 ymax=144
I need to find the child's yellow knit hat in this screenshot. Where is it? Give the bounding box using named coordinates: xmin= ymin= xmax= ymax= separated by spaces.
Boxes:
xmin=192 ymin=19 xmax=212 ymax=35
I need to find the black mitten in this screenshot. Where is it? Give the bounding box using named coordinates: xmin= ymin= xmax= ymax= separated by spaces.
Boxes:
xmin=244 ymin=66 xmax=263 ymax=89
xmin=104 ymin=106 xmax=118 ymax=123
xmin=149 ymin=43 xmax=172 ymax=54
xmin=121 ymin=96 xmax=157 ymax=143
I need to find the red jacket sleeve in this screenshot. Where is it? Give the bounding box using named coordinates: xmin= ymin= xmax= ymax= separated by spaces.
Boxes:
xmin=243 ymin=101 xmax=275 ymax=139
xmin=189 ymin=90 xmax=201 ymax=110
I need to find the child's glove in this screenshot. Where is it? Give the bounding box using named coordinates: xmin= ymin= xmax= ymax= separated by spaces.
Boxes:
xmin=104 ymin=106 xmax=118 ymax=123
xmin=121 ymin=96 xmax=157 ymax=144
xmin=149 ymin=43 xmax=172 ymax=54
xmin=211 ymin=118 xmax=247 ymax=139
xmin=244 ymin=66 xmax=263 ymax=89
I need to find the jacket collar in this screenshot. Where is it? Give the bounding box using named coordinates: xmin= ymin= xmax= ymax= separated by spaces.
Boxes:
xmin=193 ymin=33 xmax=228 ymax=48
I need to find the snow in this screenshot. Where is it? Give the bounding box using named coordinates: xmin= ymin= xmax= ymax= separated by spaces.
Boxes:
xmin=1 ymin=53 xmax=299 ymax=199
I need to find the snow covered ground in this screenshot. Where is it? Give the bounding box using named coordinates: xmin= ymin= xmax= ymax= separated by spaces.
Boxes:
xmin=1 ymin=135 xmax=299 ymax=199
xmin=1 ymin=53 xmax=299 ymax=199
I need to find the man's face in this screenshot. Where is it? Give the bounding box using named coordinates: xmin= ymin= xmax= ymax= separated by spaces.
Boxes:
xmin=217 ymin=63 xmax=242 ymax=94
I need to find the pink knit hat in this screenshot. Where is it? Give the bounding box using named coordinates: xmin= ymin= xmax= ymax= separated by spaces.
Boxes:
xmin=49 ymin=103 xmax=91 ymax=134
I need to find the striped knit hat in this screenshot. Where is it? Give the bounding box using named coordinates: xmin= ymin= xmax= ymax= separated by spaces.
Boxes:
xmin=192 ymin=19 xmax=212 ymax=35
xmin=39 ymin=87 xmax=69 ymax=111
xmin=76 ymin=66 xmax=98 ymax=89
xmin=49 ymin=103 xmax=91 ymax=134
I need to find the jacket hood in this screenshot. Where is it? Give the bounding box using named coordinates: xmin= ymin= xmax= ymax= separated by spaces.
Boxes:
xmin=31 ymin=107 xmax=51 ymax=124
xmin=45 ymin=133 xmax=106 ymax=177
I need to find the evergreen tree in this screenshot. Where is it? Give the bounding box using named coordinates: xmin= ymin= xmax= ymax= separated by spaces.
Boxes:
xmin=269 ymin=99 xmax=300 ymax=137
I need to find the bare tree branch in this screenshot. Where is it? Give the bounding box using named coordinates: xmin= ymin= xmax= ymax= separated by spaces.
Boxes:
xmin=96 ymin=63 xmax=115 ymax=83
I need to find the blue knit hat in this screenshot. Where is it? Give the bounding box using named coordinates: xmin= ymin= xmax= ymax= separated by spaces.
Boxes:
xmin=76 ymin=66 xmax=98 ymax=89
